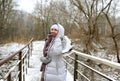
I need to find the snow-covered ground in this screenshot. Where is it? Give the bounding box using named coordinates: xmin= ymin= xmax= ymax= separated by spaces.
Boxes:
xmin=25 ymin=41 xmax=73 ymax=81
xmin=0 ymin=43 xmax=25 ymax=58
xmin=0 ymin=41 xmax=73 ymax=81
xmin=1 ymin=40 xmax=120 ymax=81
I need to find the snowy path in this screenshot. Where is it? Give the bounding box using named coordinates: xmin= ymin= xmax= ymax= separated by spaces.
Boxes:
xmin=25 ymin=41 xmax=73 ymax=81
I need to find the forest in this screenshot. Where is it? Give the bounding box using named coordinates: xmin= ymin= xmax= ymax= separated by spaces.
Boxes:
xmin=0 ymin=0 xmax=120 ymax=63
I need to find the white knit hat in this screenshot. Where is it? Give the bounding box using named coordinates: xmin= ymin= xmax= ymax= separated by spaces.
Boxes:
xmin=50 ymin=24 xmax=59 ymax=30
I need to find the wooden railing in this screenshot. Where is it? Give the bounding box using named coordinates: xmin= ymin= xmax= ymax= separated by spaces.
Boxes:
xmin=1 ymin=39 xmax=120 ymax=81
xmin=0 ymin=38 xmax=33 ymax=81
xmin=64 ymin=50 xmax=120 ymax=81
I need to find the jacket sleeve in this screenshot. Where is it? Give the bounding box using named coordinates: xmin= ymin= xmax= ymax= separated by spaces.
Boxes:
xmin=49 ymin=38 xmax=62 ymax=56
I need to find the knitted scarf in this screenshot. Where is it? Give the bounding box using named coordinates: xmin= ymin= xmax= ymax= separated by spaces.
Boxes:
xmin=40 ymin=34 xmax=53 ymax=81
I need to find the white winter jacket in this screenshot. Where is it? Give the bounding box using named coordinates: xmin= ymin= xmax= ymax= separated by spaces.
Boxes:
xmin=44 ymin=24 xmax=66 ymax=81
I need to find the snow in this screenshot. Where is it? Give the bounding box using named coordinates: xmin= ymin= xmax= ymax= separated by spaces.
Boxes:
xmin=25 ymin=41 xmax=73 ymax=81
xmin=0 ymin=41 xmax=73 ymax=81
xmin=0 ymin=43 xmax=24 ymax=58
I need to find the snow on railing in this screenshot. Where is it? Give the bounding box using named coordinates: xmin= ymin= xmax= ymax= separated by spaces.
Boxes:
xmin=72 ymin=50 xmax=120 ymax=69
xmin=0 ymin=38 xmax=33 ymax=81
xmin=64 ymin=50 xmax=120 ymax=81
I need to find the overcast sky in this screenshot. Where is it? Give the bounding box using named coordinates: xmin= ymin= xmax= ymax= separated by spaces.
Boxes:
xmin=15 ymin=0 xmax=120 ymax=17
xmin=15 ymin=0 xmax=61 ymax=13
xmin=16 ymin=0 xmax=38 ymax=13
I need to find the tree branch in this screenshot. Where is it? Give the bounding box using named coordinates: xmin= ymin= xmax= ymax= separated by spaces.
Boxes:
xmin=114 ymin=33 xmax=120 ymax=38
xmin=96 ymin=0 xmax=112 ymax=21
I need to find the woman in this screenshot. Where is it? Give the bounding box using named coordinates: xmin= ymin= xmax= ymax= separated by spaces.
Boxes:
xmin=40 ymin=23 xmax=66 ymax=81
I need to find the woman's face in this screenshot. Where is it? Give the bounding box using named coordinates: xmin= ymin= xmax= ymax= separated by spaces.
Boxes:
xmin=50 ymin=28 xmax=58 ymax=37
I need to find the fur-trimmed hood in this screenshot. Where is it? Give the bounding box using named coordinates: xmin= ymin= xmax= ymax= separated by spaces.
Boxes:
xmin=50 ymin=23 xmax=64 ymax=38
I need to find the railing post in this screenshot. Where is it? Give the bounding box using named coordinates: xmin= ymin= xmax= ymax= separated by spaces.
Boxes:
xmin=23 ymin=57 xmax=25 ymax=81
xmin=7 ymin=73 xmax=11 ymax=81
xmin=66 ymin=62 xmax=68 ymax=69
xmin=30 ymin=41 xmax=33 ymax=56
xmin=28 ymin=41 xmax=32 ymax=68
xmin=74 ymin=53 xmax=78 ymax=81
xmin=28 ymin=44 xmax=30 ymax=68
xmin=19 ymin=51 xmax=22 ymax=81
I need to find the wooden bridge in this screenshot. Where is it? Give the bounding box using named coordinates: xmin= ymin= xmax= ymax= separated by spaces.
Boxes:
xmin=0 ymin=38 xmax=120 ymax=81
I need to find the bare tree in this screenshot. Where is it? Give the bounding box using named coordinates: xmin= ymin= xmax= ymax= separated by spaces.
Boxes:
xmin=100 ymin=0 xmax=120 ymax=63
xmin=34 ymin=0 xmax=53 ymax=38
xmin=0 ymin=0 xmax=14 ymax=42
xmin=33 ymin=0 xmax=74 ymax=39
xmin=69 ymin=0 xmax=114 ymax=81
xmin=103 ymin=13 xmax=120 ymax=63
xmin=70 ymin=0 xmax=113 ymax=54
